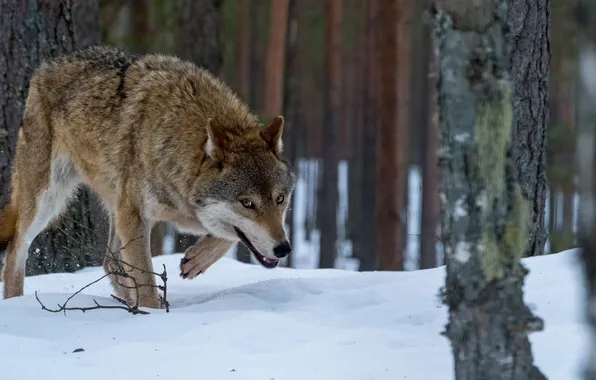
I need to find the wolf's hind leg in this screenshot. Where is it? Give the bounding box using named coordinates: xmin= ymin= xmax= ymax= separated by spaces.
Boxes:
xmin=2 ymin=156 xmax=80 ymax=298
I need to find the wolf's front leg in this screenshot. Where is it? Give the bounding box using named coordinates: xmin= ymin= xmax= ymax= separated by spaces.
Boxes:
xmin=180 ymin=236 xmax=234 ymax=279
xmin=113 ymin=203 xmax=161 ymax=309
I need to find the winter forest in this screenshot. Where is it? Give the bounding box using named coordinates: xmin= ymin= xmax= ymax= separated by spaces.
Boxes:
xmin=1 ymin=0 xmax=595 ymax=379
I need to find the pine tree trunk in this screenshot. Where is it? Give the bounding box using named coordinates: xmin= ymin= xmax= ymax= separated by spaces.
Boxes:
xmin=358 ymin=0 xmax=378 ymax=271
xmin=575 ymin=2 xmax=596 ymax=379
xmin=347 ymin=0 xmax=365 ymax=266
xmin=396 ymin=0 xmax=412 ymax=268
xmin=174 ymin=0 xmax=223 ymax=253
xmin=507 ymin=0 xmax=549 ymax=257
xmin=376 ymin=0 xmax=404 ymax=271
xmin=237 ymin=0 xmax=251 ymax=101
xmin=176 ymin=0 xmax=222 ymax=75
xmin=129 ymin=0 xmax=151 ymax=53
xmin=432 ymin=0 xmax=546 ymax=378
xmin=0 ymin=0 xmax=105 ymax=275
xmin=263 ymin=0 xmax=289 ymax=117
xmin=317 ymin=0 xmax=342 ymax=269
xmin=249 ymin=0 xmax=266 ymax=110
xmin=419 ymin=24 xmax=439 ymax=269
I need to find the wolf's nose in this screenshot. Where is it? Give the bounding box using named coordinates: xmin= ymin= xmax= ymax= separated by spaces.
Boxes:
xmin=273 ymin=241 xmax=292 ymax=258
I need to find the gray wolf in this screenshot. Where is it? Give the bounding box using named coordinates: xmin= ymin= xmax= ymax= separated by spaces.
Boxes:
xmin=0 ymin=46 xmax=296 ymax=309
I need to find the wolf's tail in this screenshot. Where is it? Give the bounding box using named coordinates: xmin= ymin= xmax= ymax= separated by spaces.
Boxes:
xmin=0 ymin=201 xmax=17 ymax=252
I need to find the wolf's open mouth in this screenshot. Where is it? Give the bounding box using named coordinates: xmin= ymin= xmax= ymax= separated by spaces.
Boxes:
xmin=233 ymin=227 xmax=279 ymax=269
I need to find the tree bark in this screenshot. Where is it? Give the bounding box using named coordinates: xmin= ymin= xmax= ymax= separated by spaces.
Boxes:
xmin=432 ymin=0 xmax=546 ymax=378
xmin=575 ymin=2 xmax=596 ymax=379
xmin=347 ymin=0 xmax=365 ymax=267
xmin=376 ymin=0 xmax=404 ymax=271
xmin=249 ymin=0 xmax=266 ymax=110
xmin=396 ymin=0 xmax=413 ymax=269
xmin=176 ymin=0 xmax=222 ymax=75
xmin=317 ymin=0 xmax=342 ymax=269
xmin=419 ymin=24 xmax=439 ymax=269
xmin=507 ymin=0 xmax=550 ymax=257
xmin=0 ymin=0 xmax=106 ymax=275
xmin=237 ymin=0 xmax=251 ymax=101
xmin=174 ymin=0 xmax=223 ymax=253
xmin=358 ymin=0 xmax=378 ymax=271
xmin=263 ymin=0 xmax=289 ymax=117
xmin=129 ymin=0 xmax=151 ymax=53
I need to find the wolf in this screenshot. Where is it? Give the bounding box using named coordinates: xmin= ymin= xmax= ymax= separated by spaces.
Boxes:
xmin=0 ymin=46 xmax=296 ymax=309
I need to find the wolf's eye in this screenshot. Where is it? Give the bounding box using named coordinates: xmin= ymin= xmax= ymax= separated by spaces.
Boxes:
xmin=241 ymin=199 xmax=254 ymax=209
xmin=276 ymin=194 xmax=285 ymax=204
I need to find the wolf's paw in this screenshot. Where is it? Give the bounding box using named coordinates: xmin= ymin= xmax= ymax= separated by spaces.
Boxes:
xmin=179 ymin=236 xmax=233 ymax=279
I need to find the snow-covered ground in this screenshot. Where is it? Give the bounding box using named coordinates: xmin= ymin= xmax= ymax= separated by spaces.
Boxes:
xmin=0 ymin=248 xmax=588 ymax=380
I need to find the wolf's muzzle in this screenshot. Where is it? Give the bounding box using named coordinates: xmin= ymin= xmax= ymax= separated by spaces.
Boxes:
xmin=273 ymin=241 xmax=292 ymax=258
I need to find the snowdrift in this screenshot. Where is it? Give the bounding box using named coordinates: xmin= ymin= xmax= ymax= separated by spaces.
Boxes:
xmin=0 ymin=249 xmax=587 ymax=379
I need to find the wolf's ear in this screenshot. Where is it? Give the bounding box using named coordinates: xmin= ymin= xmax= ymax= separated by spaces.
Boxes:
xmin=205 ymin=118 xmax=229 ymax=159
xmin=260 ymin=115 xmax=284 ymax=155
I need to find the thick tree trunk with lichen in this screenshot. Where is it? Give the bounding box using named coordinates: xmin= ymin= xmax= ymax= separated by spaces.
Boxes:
xmin=432 ymin=0 xmax=545 ymax=378
xmin=507 ymin=0 xmax=549 ymax=258
xmin=575 ymin=2 xmax=596 ymax=380
xmin=0 ymin=0 xmax=106 ymax=275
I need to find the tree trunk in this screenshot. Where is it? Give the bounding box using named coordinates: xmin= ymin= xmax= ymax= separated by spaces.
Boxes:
xmin=376 ymin=0 xmax=404 ymax=271
xmin=0 ymin=0 xmax=106 ymax=275
xmin=237 ymin=0 xmax=251 ymax=101
xmin=507 ymin=0 xmax=550 ymax=257
xmin=575 ymin=2 xmax=596 ymax=379
xmin=129 ymin=0 xmax=151 ymax=53
xmin=249 ymin=0 xmax=266 ymax=110
xmin=263 ymin=0 xmax=289 ymax=117
xmin=432 ymin=0 xmax=546 ymax=378
xmin=176 ymin=0 xmax=223 ymax=75
xmin=396 ymin=0 xmax=412 ymax=269
xmin=419 ymin=24 xmax=439 ymax=269
xmin=358 ymin=0 xmax=378 ymax=271
xmin=347 ymin=0 xmax=365 ymax=267
xmin=317 ymin=0 xmax=342 ymax=269
xmin=174 ymin=0 xmax=223 ymax=253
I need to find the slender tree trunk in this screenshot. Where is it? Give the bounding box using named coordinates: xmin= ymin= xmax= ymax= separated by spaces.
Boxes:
xmin=0 ymin=0 xmax=105 ymax=275
xmin=263 ymin=0 xmax=289 ymax=117
xmin=432 ymin=0 xmax=545 ymax=378
xmin=317 ymin=0 xmax=342 ymax=269
xmin=376 ymin=0 xmax=403 ymax=271
xmin=358 ymin=0 xmax=378 ymax=271
xmin=129 ymin=0 xmax=151 ymax=53
xmin=176 ymin=0 xmax=222 ymax=74
xmin=249 ymin=0 xmax=266 ymax=110
xmin=575 ymin=2 xmax=596 ymax=379
xmin=559 ymin=53 xmax=577 ymax=251
xmin=237 ymin=0 xmax=251 ymax=101
xmin=419 ymin=24 xmax=439 ymax=269
xmin=396 ymin=0 xmax=412 ymax=268
xmin=174 ymin=0 xmax=223 ymax=253
xmin=347 ymin=0 xmax=365 ymax=266
xmin=508 ymin=0 xmax=550 ymax=257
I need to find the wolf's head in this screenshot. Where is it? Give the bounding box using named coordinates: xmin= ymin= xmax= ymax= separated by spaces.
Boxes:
xmin=192 ymin=115 xmax=296 ymax=268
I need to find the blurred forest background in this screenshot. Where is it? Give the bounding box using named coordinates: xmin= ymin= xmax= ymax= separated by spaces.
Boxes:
xmin=0 ymin=0 xmax=576 ymax=274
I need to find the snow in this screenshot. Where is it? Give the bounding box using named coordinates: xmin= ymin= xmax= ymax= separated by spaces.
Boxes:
xmin=0 ymin=248 xmax=588 ymax=380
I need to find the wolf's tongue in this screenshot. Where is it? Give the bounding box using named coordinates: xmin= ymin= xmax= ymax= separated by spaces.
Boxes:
xmin=263 ymin=256 xmax=278 ymax=264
